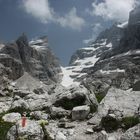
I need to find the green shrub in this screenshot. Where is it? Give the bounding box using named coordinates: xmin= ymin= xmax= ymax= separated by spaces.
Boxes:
xmin=40 ymin=121 xmax=52 ymax=140
xmin=0 ymin=117 xmax=14 ymax=140
xmin=95 ymin=94 xmax=105 ymax=103
xmin=121 ymin=116 xmax=140 ymax=130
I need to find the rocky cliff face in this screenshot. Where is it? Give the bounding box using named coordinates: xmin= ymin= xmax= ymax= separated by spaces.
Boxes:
xmin=0 ymin=34 xmax=61 ymax=86
xmin=64 ymin=4 xmax=140 ymax=93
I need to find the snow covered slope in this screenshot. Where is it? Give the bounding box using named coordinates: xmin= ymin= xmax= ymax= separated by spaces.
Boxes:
xmin=61 ymin=39 xmax=113 ymax=87
xmin=60 ymin=23 xmax=127 ymax=87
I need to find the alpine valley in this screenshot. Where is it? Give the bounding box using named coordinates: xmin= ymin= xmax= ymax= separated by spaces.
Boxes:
xmin=0 ymin=4 xmax=140 ymax=140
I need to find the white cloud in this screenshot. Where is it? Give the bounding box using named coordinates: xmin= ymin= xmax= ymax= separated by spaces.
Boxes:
xmin=90 ymin=0 xmax=136 ymax=22
xmin=56 ymin=8 xmax=85 ymax=31
xmin=22 ymin=0 xmax=54 ymax=23
xmin=21 ymin=0 xmax=85 ymax=31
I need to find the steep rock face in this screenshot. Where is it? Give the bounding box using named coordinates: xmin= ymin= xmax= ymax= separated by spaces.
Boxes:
xmin=16 ymin=34 xmax=62 ymax=84
xmin=0 ymin=43 xmax=24 ymax=80
xmin=95 ymin=23 xmax=125 ymax=48
xmin=0 ymin=34 xmax=62 ymax=84
xmin=89 ymin=87 xmax=140 ymax=125
xmin=103 ymin=5 xmax=140 ymax=57
xmin=87 ymin=5 xmax=140 ymax=91
xmin=65 ymin=5 xmax=140 ymax=93
xmin=129 ymin=5 xmax=140 ymax=25
xmin=61 ymin=23 xmax=126 ymax=88
xmin=70 ymin=23 xmax=124 ymax=66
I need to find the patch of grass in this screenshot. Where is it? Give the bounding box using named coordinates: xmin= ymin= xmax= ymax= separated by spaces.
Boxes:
xmin=121 ymin=116 xmax=140 ymax=130
xmin=95 ymin=94 xmax=105 ymax=103
xmin=101 ymin=115 xmax=140 ymax=132
xmin=0 ymin=117 xmax=14 ymax=140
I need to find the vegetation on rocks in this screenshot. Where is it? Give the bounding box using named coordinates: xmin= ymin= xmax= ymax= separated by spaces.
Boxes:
xmin=95 ymin=93 xmax=105 ymax=103
xmin=101 ymin=115 xmax=140 ymax=132
xmin=121 ymin=116 xmax=140 ymax=130
xmin=0 ymin=114 xmax=14 ymax=140
xmin=39 ymin=120 xmax=52 ymax=140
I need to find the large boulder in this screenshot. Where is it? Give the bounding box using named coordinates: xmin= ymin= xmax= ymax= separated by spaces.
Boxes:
xmin=10 ymin=98 xmax=29 ymax=111
xmin=72 ymin=105 xmax=90 ymax=120
xmin=7 ymin=120 xmax=44 ymax=140
xmin=53 ymin=85 xmax=98 ymax=110
xmin=2 ymin=113 xmax=21 ymax=123
xmin=25 ymin=93 xmax=49 ymax=111
xmin=30 ymin=111 xmax=49 ymax=120
xmin=120 ymin=124 xmax=140 ymax=140
xmin=89 ymin=87 xmax=140 ymax=125
xmin=50 ymin=106 xmax=71 ymax=119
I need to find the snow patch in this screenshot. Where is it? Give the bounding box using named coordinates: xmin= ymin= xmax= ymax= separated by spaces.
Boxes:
xmin=81 ymin=47 xmax=97 ymax=51
xmin=30 ymin=45 xmax=46 ymax=50
xmin=74 ymin=55 xmax=99 ymax=67
xmin=106 ymin=43 xmax=112 ymax=48
xmin=0 ymin=44 xmax=5 ymax=50
xmin=29 ymin=39 xmax=44 ymax=45
xmin=100 ymin=69 xmax=125 ymax=74
xmin=117 ymin=21 xmax=128 ymax=28
xmin=61 ymin=67 xmax=79 ymax=87
xmin=61 ymin=55 xmax=99 ymax=87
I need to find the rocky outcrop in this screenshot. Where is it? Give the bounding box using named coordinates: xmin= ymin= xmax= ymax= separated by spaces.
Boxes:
xmin=129 ymin=5 xmax=140 ymax=25
xmin=53 ymin=85 xmax=98 ymax=110
xmin=2 ymin=113 xmax=21 ymax=123
xmin=7 ymin=120 xmax=44 ymax=140
xmin=0 ymin=34 xmax=62 ymax=85
xmin=65 ymin=4 xmax=140 ymax=93
xmin=89 ymin=87 xmax=140 ymax=125
xmin=120 ymin=124 xmax=140 ymax=140
xmin=16 ymin=34 xmax=62 ymax=84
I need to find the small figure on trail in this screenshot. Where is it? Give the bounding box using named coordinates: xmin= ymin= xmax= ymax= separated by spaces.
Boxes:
xmin=22 ymin=112 xmax=27 ymax=127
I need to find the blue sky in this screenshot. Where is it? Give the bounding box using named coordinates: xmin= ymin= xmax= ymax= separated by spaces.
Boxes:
xmin=0 ymin=0 xmax=136 ymax=65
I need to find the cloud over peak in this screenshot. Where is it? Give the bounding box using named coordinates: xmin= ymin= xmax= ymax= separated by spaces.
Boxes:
xmin=22 ymin=0 xmax=53 ymax=23
xmin=56 ymin=7 xmax=85 ymax=31
xmin=90 ymin=0 xmax=136 ymax=22
xmin=22 ymin=0 xmax=85 ymax=31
